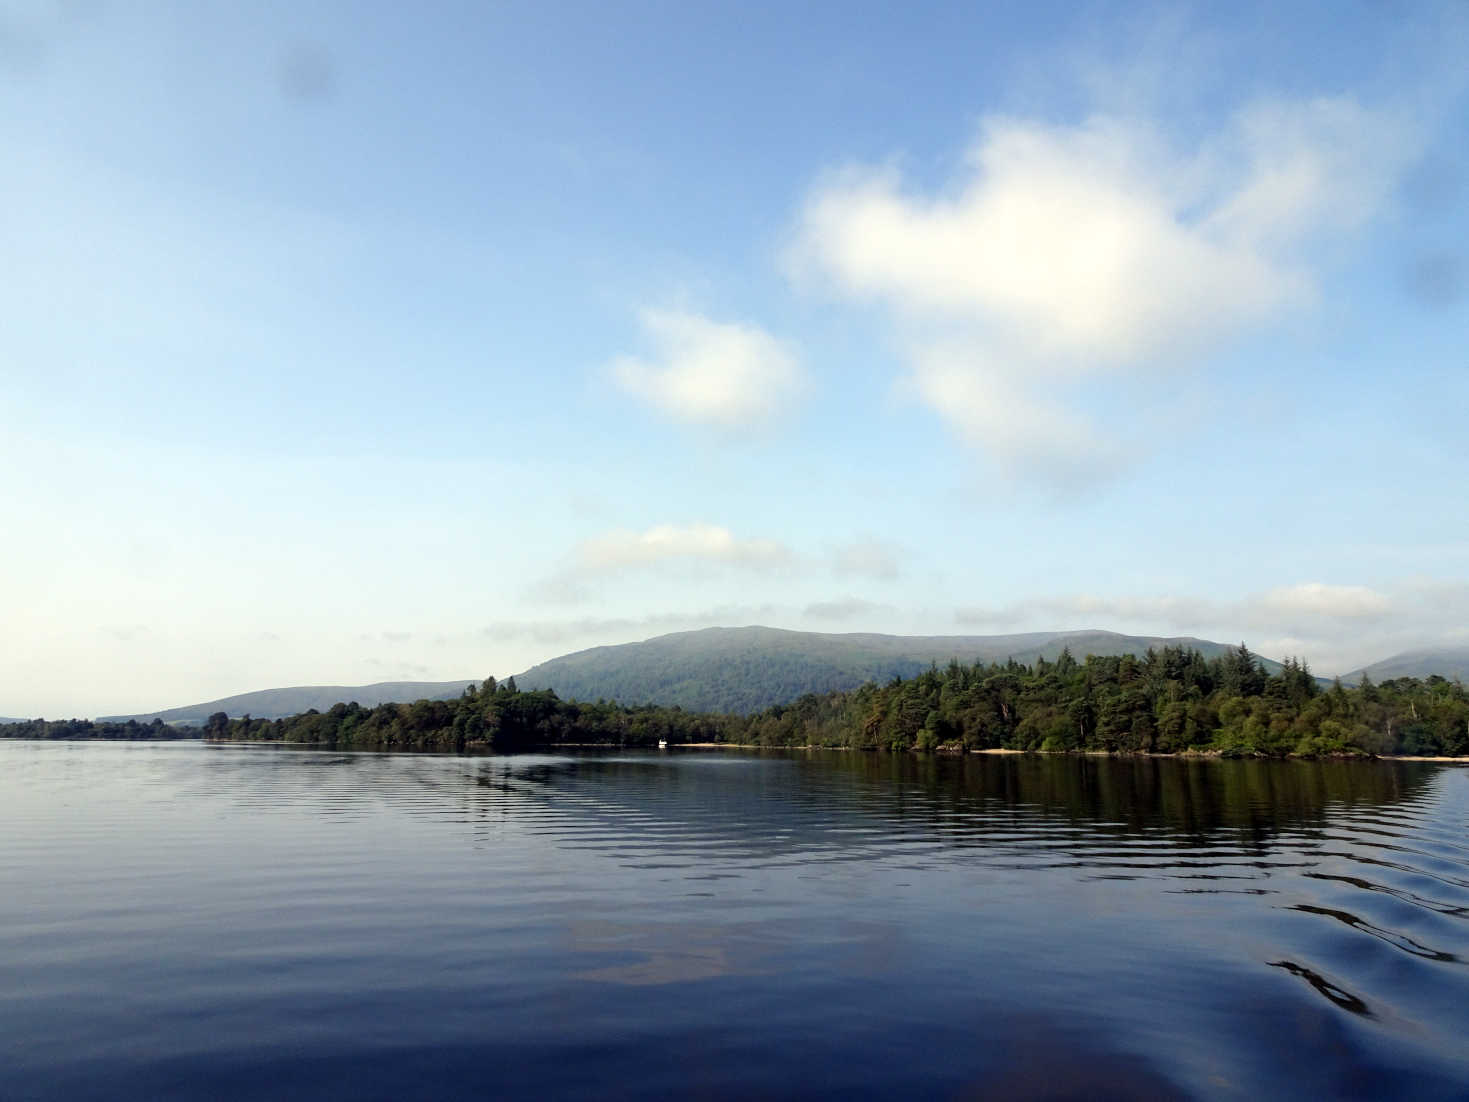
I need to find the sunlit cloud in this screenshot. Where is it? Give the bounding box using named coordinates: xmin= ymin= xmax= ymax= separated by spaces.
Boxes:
xmin=610 ymin=309 xmax=806 ymax=428
xmin=1260 ymin=583 xmax=1391 ymax=621
xmin=792 ymin=96 xmax=1418 ymax=484
xmin=577 ymin=523 xmax=794 ymax=573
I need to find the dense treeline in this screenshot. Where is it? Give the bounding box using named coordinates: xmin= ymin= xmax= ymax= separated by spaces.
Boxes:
xmin=0 ymin=718 xmax=192 ymax=740
xmin=197 ymin=646 xmax=1469 ymax=758
xmin=742 ymin=646 xmax=1469 ymax=757
xmin=514 ymin=625 xmax=1281 ymax=715
xmin=200 ymin=676 xmax=737 ymax=752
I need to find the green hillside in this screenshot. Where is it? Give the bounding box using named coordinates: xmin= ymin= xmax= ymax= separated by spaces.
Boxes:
xmin=514 ymin=626 xmax=1284 ymax=713
xmin=80 ymin=627 xmax=1310 ymax=725
xmin=101 ymin=680 xmax=476 ymax=727
xmin=1344 ymin=646 xmax=1469 ymax=686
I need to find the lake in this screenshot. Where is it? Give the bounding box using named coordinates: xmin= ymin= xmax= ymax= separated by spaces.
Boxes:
xmin=2 ymin=741 xmax=1466 ymax=1100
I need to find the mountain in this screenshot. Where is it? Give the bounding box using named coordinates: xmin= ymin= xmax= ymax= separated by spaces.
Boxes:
xmin=513 ymin=625 xmax=1284 ymax=714
xmin=101 ymin=680 xmax=476 ymax=727
xmin=1343 ymin=646 xmax=1469 ymax=686
xmin=91 ymin=626 xmax=1301 ymax=726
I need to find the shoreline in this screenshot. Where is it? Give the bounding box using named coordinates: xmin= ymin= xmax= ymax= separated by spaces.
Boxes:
xmin=665 ymin=744 xmax=1465 ymax=762
xmin=4 ymin=735 xmax=1466 ymax=763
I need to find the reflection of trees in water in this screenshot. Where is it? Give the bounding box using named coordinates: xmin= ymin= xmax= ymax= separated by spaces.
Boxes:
xmin=875 ymin=753 xmax=1438 ymax=841
xmin=455 ymin=753 xmax=1443 ymax=863
xmin=1268 ymin=960 xmax=1372 ymax=1016
xmin=829 ymin=752 xmax=1436 ymax=832
xmin=172 ymin=746 xmax=1467 ymax=1043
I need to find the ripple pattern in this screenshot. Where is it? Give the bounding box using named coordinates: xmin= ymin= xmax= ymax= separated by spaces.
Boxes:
xmin=1 ymin=741 xmax=1466 ymax=1100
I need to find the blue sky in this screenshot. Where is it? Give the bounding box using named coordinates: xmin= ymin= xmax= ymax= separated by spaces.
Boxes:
xmin=3 ymin=1 xmax=1467 ymax=716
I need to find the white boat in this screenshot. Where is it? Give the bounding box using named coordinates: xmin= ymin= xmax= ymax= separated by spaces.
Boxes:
xmin=657 ymin=739 xmax=668 ymax=749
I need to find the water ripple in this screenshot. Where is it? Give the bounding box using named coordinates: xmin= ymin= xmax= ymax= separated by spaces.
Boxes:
xmin=2 ymin=743 xmax=1466 ymax=1100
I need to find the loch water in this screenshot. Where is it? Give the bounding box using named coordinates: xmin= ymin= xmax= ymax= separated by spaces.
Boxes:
xmin=2 ymin=741 xmax=1467 ymax=1100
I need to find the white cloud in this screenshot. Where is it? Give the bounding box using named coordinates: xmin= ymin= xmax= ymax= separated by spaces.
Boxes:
xmin=610 ymin=309 xmax=805 ymax=428
xmin=958 ymin=584 xmax=1393 ymax=634
xmin=909 ymin=343 xmax=1123 ymax=483
xmin=1260 ymin=583 xmax=1391 ymax=620
xmin=528 ymin=527 xmax=911 ymax=607
xmin=1202 ymin=98 xmax=1413 ymax=248
xmin=803 ymin=597 xmax=892 ymax=621
xmin=792 ymin=97 xmax=1417 ymax=481
xmin=576 ymin=523 xmax=794 ymax=573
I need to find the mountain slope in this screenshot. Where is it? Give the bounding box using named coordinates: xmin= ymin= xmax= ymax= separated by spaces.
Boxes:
xmin=513 ymin=625 xmax=1281 ymax=714
xmin=101 ymin=680 xmax=476 ymax=727
xmin=1344 ymin=646 xmax=1469 ymax=685
xmin=90 ymin=626 xmax=1304 ymax=726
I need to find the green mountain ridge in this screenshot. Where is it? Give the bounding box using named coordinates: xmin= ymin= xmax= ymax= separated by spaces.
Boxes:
xmin=83 ymin=629 xmax=1469 ymax=726
xmin=1344 ymin=646 xmax=1469 ymax=686
xmin=512 ymin=626 xmax=1291 ymax=714
xmin=99 ymin=680 xmax=476 ymax=727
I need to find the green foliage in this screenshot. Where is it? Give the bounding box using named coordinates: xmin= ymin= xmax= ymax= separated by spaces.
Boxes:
xmin=730 ymin=648 xmax=1468 ymax=759
xmin=187 ymin=685 xmax=743 ymax=752
xmin=12 ymin=647 xmax=1466 ymax=759
xmin=513 ymin=626 xmax=1295 ymax=715
xmin=0 ymin=718 xmax=191 ymax=740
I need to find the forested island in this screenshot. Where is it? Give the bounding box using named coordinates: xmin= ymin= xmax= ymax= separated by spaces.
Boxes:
xmin=12 ymin=645 xmax=1463 ymax=758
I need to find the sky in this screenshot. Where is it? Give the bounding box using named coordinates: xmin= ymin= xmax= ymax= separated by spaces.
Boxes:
xmin=3 ymin=0 xmax=1468 ymax=717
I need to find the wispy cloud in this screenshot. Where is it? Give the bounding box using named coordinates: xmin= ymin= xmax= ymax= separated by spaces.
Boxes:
xmin=953 ymin=579 xmax=1469 ymax=674
xmin=791 ymin=95 xmax=1419 ymax=485
xmin=531 ymin=525 xmax=904 ymax=604
xmin=828 ymin=537 xmax=903 ymax=581
xmin=803 ymin=597 xmax=892 ymax=622
xmin=478 ymin=606 xmax=785 ymax=649
xmin=609 ymin=309 xmax=806 ymax=428
xmin=528 ymin=523 xmax=796 ymax=604
xmin=957 ymin=583 xmax=1394 ymax=633
xmin=1259 ymin=583 xmax=1391 ymax=621
xmin=577 ymin=523 xmax=794 ymax=573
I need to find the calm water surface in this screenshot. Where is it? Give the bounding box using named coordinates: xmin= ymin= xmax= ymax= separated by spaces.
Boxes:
xmin=2 ymin=741 xmax=1467 ymax=1100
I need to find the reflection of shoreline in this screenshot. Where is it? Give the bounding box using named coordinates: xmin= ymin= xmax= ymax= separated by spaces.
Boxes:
xmin=14 ymin=733 xmax=1461 ymax=763
xmin=672 ymin=743 xmax=1465 ymax=763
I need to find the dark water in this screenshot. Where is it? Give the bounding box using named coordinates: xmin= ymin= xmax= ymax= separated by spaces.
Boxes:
xmin=2 ymin=743 xmax=1467 ymax=1100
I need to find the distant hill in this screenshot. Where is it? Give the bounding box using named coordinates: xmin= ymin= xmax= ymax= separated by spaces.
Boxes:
xmin=88 ymin=626 xmax=1303 ymax=727
xmin=101 ymin=680 xmax=476 ymax=727
xmin=1343 ymin=646 xmax=1469 ymax=686
xmin=514 ymin=625 xmax=1284 ymax=714
xmin=0 ymin=717 xmax=32 ymax=725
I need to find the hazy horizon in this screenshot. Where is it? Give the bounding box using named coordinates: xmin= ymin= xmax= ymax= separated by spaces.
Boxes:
xmin=19 ymin=624 xmax=1467 ymax=723
xmin=4 ymin=2 xmax=1467 ymax=717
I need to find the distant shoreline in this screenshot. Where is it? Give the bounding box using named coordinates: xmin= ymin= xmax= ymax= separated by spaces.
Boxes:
xmin=678 ymin=744 xmax=1468 ymax=762
xmin=12 ymin=737 xmax=1457 ymax=762
xmin=2 ymin=733 xmax=1466 ymax=763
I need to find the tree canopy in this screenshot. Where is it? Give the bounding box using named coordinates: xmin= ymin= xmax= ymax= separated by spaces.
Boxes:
xmin=159 ymin=646 xmax=1469 ymax=758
